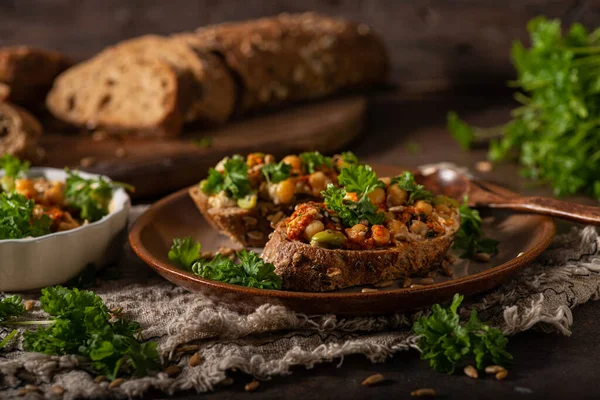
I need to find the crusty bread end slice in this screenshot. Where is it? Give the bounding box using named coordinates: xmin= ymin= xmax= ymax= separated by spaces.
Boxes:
xmin=46 ymin=55 xmax=182 ymax=137
xmin=0 ymin=102 xmax=42 ymax=159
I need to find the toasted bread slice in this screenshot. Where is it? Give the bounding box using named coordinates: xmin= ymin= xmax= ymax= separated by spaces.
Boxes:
xmin=0 ymin=102 xmax=43 ymax=159
xmin=263 ymin=212 xmax=460 ymax=292
xmin=46 ymin=55 xmax=181 ymax=137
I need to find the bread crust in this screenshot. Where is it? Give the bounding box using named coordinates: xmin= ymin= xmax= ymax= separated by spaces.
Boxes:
xmin=262 ymin=213 xmax=460 ymax=292
xmin=0 ymin=46 xmax=71 ymax=106
xmin=0 ymin=102 xmax=42 ymax=159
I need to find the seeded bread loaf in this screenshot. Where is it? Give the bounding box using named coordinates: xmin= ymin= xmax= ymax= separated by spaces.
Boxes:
xmin=46 ymin=55 xmax=182 ymax=137
xmin=0 ymin=46 xmax=71 ymax=106
xmin=181 ymin=12 xmax=389 ymax=113
xmin=0 ymin=102 xmax=42 ymax=159
xmin=111 ymin=35 xmax=235 ymax=124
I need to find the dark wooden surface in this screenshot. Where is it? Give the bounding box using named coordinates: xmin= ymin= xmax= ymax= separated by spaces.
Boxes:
xmin=134 ymin=90 xmax=599 ymax=400
xmin=2 ymin=0 xmax=600 ymax=88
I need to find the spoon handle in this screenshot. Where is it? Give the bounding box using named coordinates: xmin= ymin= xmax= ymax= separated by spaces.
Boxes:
xmin=490 ymin=196 xmax=600 ymax=225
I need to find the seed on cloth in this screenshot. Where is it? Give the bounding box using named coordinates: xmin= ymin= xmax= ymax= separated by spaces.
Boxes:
xmin=485 ymin=365 xmax=506 ymax=374
xmin=411 ymin=388 xmax=437 ymax=397
xmin=245 ymin=380 xmax=260 ymax=392
xmin=220 ymin=377 xmax=234 ymax=386
xmin=464 ymin=365 xmax=478 ymax=379
xmin=163 ymin=365 xmax=181 ymax=377
xmin=108 ymin=378 xmax=125 ymax=389
xmin=94 ymin=375 xmax=108 ymax=383
xmin=24 ymin=300 xmax=35 ymax=311
xmin=361 ymin=373 xmax=385 ymax=386
xmin=496 ymin=370 xmax=508 ymax=380
xmin=25 ymin=385 xmax=40 ymax=392
xmin=49 ymin=385 xmax=65 ymax=395
xmin=188 ymin=352 xmax=202 ymax=367
xmin=474 ymin=252 xmax=491 ymax=263
xmin=361 ymin=288 xmax=378 ymax=293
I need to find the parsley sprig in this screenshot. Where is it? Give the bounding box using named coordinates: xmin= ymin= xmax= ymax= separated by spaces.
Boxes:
xmin=0 ymin=154 xmax=30 ymax=192
xmin=413 ymin=293 xmax=512 ymax=374
xmin=299 ymin=151 xmax=333 ymax=173
xmin=322 ymin=165 xmax=385 ymax=227
xmin=448 ymin=16 xmax=600 ymax=199
xmin=0 ymin=192 xmax=52 ymax=239
xmin=169 ymin=237 xmax=282 ymax=290
xmin=22 ymin=286 xmax=159 ymax=380
xmin=0 ymin=295 xmax=27 ymax=350
xmin=391 ymin=171 xmax=433 ymax=204
xmin=262 ymin=161 xmax=292 ymax=183
xmin=201 ymin=155 xmax=251 ymax=199
xmin=453 ymin=199 xmax=499 ymax=258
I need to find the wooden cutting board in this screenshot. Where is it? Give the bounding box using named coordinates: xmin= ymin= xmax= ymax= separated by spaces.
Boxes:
xmin=40 ymin=96 xmax=365 ymax=198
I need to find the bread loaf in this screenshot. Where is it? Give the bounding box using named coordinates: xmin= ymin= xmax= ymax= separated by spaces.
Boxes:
xmin=46 ymin=55 xmax=182 ymax=137
xmin=0 ymin=46 xmax=71 ymax=106
xmin=0 ymin=102 xmax=42 ymax=159
xmin=182 ymin=12 xmax=389 ymax=112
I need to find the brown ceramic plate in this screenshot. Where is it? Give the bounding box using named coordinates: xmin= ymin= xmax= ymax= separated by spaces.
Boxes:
xmin=129 ymin=165 xmax=556 ymax=316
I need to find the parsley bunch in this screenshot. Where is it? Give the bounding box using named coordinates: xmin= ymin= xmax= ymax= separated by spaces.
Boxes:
xmin=201 ymin=155 xmax=251 ymax=199
xmin=453 ymin=199 xmax=499 ymax=258
xmin=321 ymin=165 xmax=385 ymax=227
xmin=390 ymin=171 xmax=433 ymax=204
xmin=0 ymin=192 xmax=52 ymax=239
xmin=0 ymin=295 xmax=27 ymax=350
xmin=299 ymin=151 xmax=333 ymax=173
xmin=65 ymin=171 xmax=129 ymax=223
xmin=413 ymin=294 xmax=512 ymax=374
xmin=23 ymin=286 xmax=159 ymax=380
xmin=0 ymin=154 xmax=30 ymax=192
xmin=448 ymin=16 xmax=600 ymax=199
xmin=169 ymin=237 xmax=282 ymax=290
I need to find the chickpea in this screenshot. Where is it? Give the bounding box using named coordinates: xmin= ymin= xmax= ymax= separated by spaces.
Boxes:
xmin=387 ymin=184 xmax=408 ymax=206
xmin=346 ymin=223 xmax=368 ymax=244
xmin=415 ymin=200 xmax=433 ymax=216
xmin=379 ymin=177 xmax=391 ymax=186
xmin=275 ymin=178 xmax=295 ymax=204
xmin=434 ymin=203 xmax=451 ymax=215
xmin=367 ymin=187 xmax=386 ymax=205
xmin=387 ymin=220 xmax=406 ymax=236
xmin=246 ymin=152 xmax=265 ymax=167
xmin=282 ymin=155 xmax=302 ymax=173
xmin=264 ymin=154 xmax=276 ymax=164
xmin=15 ymin=179 xmax=35 ymax=198
xmin=44 ymin=183 xmax=65 ymax=205
xmin=308 ymin=171 xmax=328 ymax=193
xmin=371 ymin=225 xmax=391 ymax=246
xmin=303 ymin=220 xmax=325 ymax=241
xmin=410 ymin=220 xmax=429 ymax=236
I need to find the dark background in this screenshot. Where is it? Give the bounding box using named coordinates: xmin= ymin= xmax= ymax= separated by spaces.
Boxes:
xmin=1 ymin=0 xmax=599 ymax=91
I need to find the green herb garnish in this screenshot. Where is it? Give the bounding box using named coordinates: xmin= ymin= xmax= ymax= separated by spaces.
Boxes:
xmin=391 ymin=171 xmax=433 ymax=204
xmin=338 ymin=164 xmax=382 ymax=194
xmin=299 ymin=151 xmax=333 ymax=174
xmin=65 ymin=171 xmax=129 ymax=223
xmin=262 ymin=161 xmax=292 ymax=183
xmin=0 ymin=154 xmax=30 ymax=192
xmin=453 ymin=199 xmax=499 ymax=259
xmin=339 ymin=151 xmax=360 ymax=167
xmin=168 ymin=238 xmax=282 ymax=290
xmin=200 ymin=155 xmax=251 ymax=200
xmin=413 ymin=293 xmax=512 ymax=374
xmin=23 ymin=286 xmax=159 ymax=380
xmin=0 ymin=192 xmax=52 ymax=239
xmin=448 ymin=17 xmax=600 ymax=199
xmin=321 ymin=184 xmax=385 ymax=227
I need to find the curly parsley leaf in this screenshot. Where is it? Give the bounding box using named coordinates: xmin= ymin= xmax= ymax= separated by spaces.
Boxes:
xmin=448 ymin=17 xmax=600 ymax=199
xmin=391 ymin=171 xmax=433 ymax=204
xmin=23 ymin=286 xmax=159 ymax=380
xmin=169 ymin=239 xmax=282 ymax=290
xmin=338 ymin=164 xmax=382 ymax=194
xmin=0 ymin=154 xmax=30 ymax=192
xmin=0 ymin=192 xmax=52 ymax=239
xmin=168 ymin=237 xmax=202 ymax=270
xmin=413 ymin=293 xmax=512 ymax=374
xmin=262 ymin=161 xmax=292 ymax=183
xmin=200 ymin=155 xmax=251 ymax=199
xmin=0 ymin=295 xmax=26 ymax=323
xmin=65 ymin=171 xmax=128 ymax=223
xmin=321 ymin=184 xmax=385 ymax=227
xmin=300 ymin=151 xmax=333 ymax=173
xmin=453 ymin=199 xmax=499 ymax=259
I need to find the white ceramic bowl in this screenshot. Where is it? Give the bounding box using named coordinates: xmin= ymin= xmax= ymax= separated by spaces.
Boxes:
xmin=0 ymin=168 xmax=130 ymax=291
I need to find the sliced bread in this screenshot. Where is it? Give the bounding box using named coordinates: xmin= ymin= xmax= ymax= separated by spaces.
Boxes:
xmin=0 ymin=102 xmax=42 ymax=159
xmin=46 ymin=54 xmax=182 ymax=137
xmin=0 ymin=46 xmax=71 ymax=106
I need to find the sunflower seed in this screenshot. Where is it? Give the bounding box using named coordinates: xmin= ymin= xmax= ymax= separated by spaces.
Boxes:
xmin=94 ymin=375 xmax=108 ymax=383
xmin=485 ymin=365 xmax=506 ymax=374
xmin=220 ymin=377 xmax=234 ymax=386
xmin=495 ymin=370 xmax=508 ymax=380
xmin=361 ymin=373 xmax=385 ymax=386
xmin=108 ymin=378 xmax=125 ymax=389
xmin=474 ymin=252 xmax=491 ymax=263
xmin=464 ymin=365 xmax=478 ymax=379
xmin=49 ymin=385 xmax=65 ymax=395
xmin=411 ymin=388 xmax=437 ymax=397
xmin=245 ymin=380 xmax=260 ymax=392
xmin=163 ymin=365 xmax=181 ymax=377
xmin=24 ymin=300 xmax=35 ymax=311
xmin=362 ymin=288 xmax=379 ymax=293
xmin=188 ymin=352 xmax=202 ymax=367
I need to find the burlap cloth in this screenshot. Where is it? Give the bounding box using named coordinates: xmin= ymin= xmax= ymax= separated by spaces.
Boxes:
xmin=1 ymin=206 xmax=599 ymax=399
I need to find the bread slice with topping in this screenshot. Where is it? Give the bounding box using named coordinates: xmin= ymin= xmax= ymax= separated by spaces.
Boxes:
xmin=0 ymin=102 xmax=43 ymax=159
xmin=46 ymin=55 xmax=181 ymax=137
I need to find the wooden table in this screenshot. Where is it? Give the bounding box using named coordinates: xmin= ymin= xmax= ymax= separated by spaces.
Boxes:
xmin=145 ymin=90 xmax=598 ymax=399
